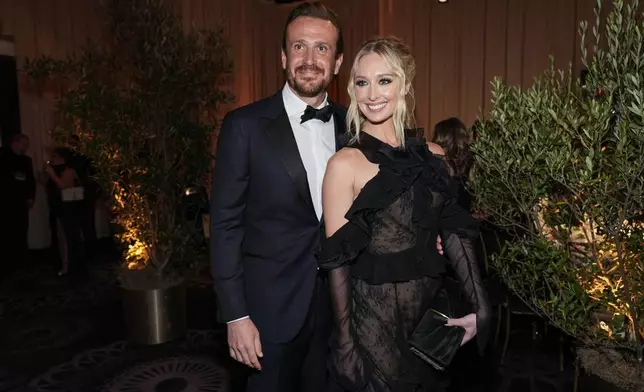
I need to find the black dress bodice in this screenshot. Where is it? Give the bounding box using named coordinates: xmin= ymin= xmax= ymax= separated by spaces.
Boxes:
xmin=321 ymin=133 xmax=474 ymax=284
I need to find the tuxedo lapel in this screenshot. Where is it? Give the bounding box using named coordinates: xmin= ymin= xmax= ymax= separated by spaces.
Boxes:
xmin=331 ymin=103 xmax=347 ymax=152
xmin=265 ymin=109 xmax=315 ymax=212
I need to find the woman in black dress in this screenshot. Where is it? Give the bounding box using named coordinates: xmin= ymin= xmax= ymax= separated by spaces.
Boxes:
xmin=45 ymin=147 xmax=84 ymax=276
xmin=320 ymin=37 xmax=490 ymax=391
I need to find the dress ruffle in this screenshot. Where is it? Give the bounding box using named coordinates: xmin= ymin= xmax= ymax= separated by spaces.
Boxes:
xmin=319 ymin=134 xmax=467 ymax=284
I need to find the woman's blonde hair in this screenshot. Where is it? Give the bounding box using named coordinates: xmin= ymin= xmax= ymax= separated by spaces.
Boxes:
xmin=346 ymin=36 xmax=416 ymax=147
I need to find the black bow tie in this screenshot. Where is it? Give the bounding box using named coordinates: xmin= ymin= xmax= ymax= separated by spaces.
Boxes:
xmin=300 ymin=105 xmax=334 ymax=124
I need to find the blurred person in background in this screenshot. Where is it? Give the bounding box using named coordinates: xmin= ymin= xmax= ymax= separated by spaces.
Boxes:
xmin=0 ymin=133 xmax=36 ymax=277
xmin=44 ymin=147 xmax=84 ymax=278
xmin=432 ymin=117 xmax=474 ymax=212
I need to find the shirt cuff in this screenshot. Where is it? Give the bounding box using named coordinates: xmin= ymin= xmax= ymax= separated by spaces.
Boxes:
xmin=226 ymin=315 xmax=249 ymax=324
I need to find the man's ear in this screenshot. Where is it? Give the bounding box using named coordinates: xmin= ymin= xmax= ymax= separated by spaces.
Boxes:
xmin=281 ymin=49 xmax=287 ymax=70
xmin=333 ymin=53 xmax=344 ymax=75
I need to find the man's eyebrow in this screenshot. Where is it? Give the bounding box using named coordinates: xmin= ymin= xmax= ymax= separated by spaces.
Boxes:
xmin=290 ymin=39 xmax=331 ymax=46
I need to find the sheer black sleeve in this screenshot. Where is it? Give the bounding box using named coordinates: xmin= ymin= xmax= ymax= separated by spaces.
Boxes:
xmin=319 ymin=220 xmax=370 ymax=389
xmin=439 ymin=197 xmax=491 ymax=354
xmin=327 ymin=266 xmax=370 ymax=389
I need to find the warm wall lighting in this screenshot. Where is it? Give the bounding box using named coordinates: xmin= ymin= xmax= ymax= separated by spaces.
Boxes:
xmin=438 ymin=0 xmax=448 ymax=2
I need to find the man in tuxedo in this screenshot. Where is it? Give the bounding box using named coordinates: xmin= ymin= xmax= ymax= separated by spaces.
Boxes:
xmin=0 ymin=133 xmax=35 ymax=275
xmin=210 ymin=3 xmax=345 ymax=391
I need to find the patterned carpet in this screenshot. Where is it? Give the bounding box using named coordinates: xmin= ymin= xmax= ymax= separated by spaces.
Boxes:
xmin=30 ymin=331 xmax=231 ymax=392
xmin=0 ymin=250 xmax=578 ymax=392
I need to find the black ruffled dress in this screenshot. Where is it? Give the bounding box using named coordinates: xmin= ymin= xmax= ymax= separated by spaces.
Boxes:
xmin=320 ymin=133 xmax=490 ymax=391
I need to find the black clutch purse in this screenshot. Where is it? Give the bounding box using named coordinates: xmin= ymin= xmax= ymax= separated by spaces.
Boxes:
xmin=408 ymin=279 xmax=468 ymax=371
xmin=408 ymin=308 xmax=465 ymax=371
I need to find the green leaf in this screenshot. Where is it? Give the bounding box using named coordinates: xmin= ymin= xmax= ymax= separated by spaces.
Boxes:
xmin=24 ymin=0 xmax=234 ymax=282
xmin=470 ymin=0 xmax=644 ymax=351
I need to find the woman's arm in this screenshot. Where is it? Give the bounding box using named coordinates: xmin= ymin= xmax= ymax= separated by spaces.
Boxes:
xmin=46 ymin=167 xmax=76 ymax=189
xmin=321 ymin=150 xmax=368 ymax=388
xmin=440 ymin=198 xmax=491 ymax=353
xmin=323 ymin=149 xmax=356 ymax=237
xmin=322 ymin=149 xmax=356 ymax=330
xmin=427 ymin=141 xmax=447 ymax=254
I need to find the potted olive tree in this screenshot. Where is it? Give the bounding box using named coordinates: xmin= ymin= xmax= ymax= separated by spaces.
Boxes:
xmin=469 ymin=0 xmax=643 ymax=390
xmin=26 ymin=0 xmax=233 ymax=345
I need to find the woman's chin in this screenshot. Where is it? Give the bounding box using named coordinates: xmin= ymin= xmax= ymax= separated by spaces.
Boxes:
xmin=363 ymin=115 xmax=393 ymax=126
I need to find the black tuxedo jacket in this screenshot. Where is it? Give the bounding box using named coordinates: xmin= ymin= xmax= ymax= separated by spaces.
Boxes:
xmin=210 ymin=90 xmax=346 ymax=343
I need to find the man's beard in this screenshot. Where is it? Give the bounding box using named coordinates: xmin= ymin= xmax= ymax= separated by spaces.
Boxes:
xmin=286 ymin=64 xmax=332 ymax=98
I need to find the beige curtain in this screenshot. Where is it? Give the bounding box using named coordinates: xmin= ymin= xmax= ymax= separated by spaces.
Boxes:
xmin=1 ymin=0 xmax=105 ymax=249
xmin=1 ymin=0 xmax=596 ymax=248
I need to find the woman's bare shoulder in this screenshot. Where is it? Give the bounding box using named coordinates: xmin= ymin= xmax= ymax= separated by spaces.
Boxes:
xmin=328 ymin=147 xmax=363 ymax=169
xmin=426 ymin=141 xmax=445 ymax=156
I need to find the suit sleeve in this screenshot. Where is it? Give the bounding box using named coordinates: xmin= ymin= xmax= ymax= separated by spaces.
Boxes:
xmin=210 ymin=112 xmax=250 ymax=322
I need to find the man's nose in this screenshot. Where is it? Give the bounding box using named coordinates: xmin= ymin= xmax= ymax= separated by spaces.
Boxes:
xmin=303 ymin=49 xmax=315 ymax=65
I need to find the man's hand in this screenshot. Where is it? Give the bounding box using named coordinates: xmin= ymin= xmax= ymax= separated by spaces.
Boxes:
xmin=436 ymin=235 xmax=443 ymax=255
xmin=227 ymin=318 xmax=263 ymax=370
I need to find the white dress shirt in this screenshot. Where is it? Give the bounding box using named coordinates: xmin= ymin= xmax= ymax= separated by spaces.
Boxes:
xmin=282 ymin=83 xmax=336 ymax=220
xmin=227 ymin=84 xmax=336 ymax=324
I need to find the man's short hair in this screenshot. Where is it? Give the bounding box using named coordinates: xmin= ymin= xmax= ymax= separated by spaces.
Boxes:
xmin=282 ymin=1 xmax=343 ymax=56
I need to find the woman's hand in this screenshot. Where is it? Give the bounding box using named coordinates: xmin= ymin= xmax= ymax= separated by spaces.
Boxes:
xmin=44 ymin=164 xmax=55 ymax=176
xmin=471 ymin=213 xmax=489 ymax=221
xmin=446 ymin=313 xmax=477 ymax=346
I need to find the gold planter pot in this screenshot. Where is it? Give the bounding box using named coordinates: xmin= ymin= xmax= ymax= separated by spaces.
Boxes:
xmin=121 ymin=280 xmax=187 ymax=345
